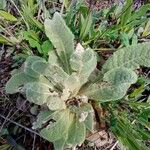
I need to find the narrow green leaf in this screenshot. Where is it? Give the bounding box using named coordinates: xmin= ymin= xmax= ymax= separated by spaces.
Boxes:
xmin=0 ymin=144 xmax=11 ymax=150
xmin=129 ymin=4 xmax=150 ymax=22
xmin=120 ymin=0 xmax=133 ymax=28
xmin=0 ymin=10 xmax=17 ymax=21
xmin=142 ymin=20 xmax=150 ymax=37
xmin=29 ymin=15 xmax=43 ymax=30
xmin=80 ymin=12 xmax=92 ymax=40
xmin=0 ymin=36 xmax=11 ymax=45
xmin=129 ymin=85 xmax=144 ymax=98
xmin=137 ymin=117 xmax=150 ymax=129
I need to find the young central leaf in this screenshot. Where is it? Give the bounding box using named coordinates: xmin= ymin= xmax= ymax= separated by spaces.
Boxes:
xmin=70 ymin=46 xmax=97 ymax=85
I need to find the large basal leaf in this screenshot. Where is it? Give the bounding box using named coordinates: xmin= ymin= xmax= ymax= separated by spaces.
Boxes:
xmin=40 ymin=109 xmax=73 ymax=142
xmin=102 ymin=43 xmax=150 ymax=73
xmin=0 ymin=0 xmax=6 ymax=10
xmin=103 ymin=67 xmax=138 ymax=85
xmin=67 ymin=117 xmax=86 ymax=147
xmin=81 ymin=67 xmax=138 ymax=102
xmin=70 ymin=47 xmax=97 ymax=85
xmin=25 ymin=82 xmax=54 ymax=105
xmin=24 ymin=56 xmax=45 ymax=78
xmin=32 ymin=61 xmax=69 ymax=86
xmin=53 ymin=137 xmax=66 ymax=150
xmin=69 ymin=103 xmax=93 ymax=123
xmin=84 ymin=112 xmax=94 ymax=132
xmin=87 ymin=43 xmax=150 ymax=102
xmin=44 ymin=12 xmax=74 ymax=74
xmin=72 ymin=103 xmax=94 ymax=132
xmin=5 ymin=72 xmax=38 ymax=94
xmin=81 ymin=83 xmax=130 ymax=102
xmin=33 ymin=111 xmax=54 ymax=129
xmin=81 ymin=104 xmax=94 ymax=132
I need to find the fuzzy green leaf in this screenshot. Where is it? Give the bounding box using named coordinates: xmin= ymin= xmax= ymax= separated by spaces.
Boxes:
xmin=40 ymin=109 xmax=73 ymax=141
xmin=5 ymin=72 xmax=37 ymax=94
xmin=64 ymin=73 xmax=80 ymax=96
xmin=81 ymin=83 xmax=130 ymax=102
xmin=0 ymin=0 xmax=6 ymax=10
xmin=25 ymin=82 xmax=53 ymax=105
xmin=53 ymin=137 xmax=66 ymax=150
xmin=24 ymin=56 xmax=45 ymax=78
xmin=47 ymin=95 xmax=66 ymax=110
xmin=103 ymin=67 xmax=138 ymax=85
xmin=32 ymin=61 xmax=69 ymax=88
xmin=81 ymin=104 xmax=94 ymax=132
xmin=67 ymin=117 xmax=86 ymax=147
xmin=102 ymin=43 xmax=150 ymax=73
xmin=33 ymin=111 xmax=54 ymax=129
xmin=84 ymin=112 xmax=94 ymax=132
xmin=82 ymin=67 xmax=138 ymax=102
xmin=44 ymin=12 xmax=74 ymax=74
xmin=70 ymin=48 xmax=97 ymax=85
xmin=48 ymin=50 xmax=59 ymax=66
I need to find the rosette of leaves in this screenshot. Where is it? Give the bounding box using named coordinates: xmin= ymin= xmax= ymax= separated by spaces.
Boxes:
xmin=5 ymin=12 xmax=150 ymax=150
